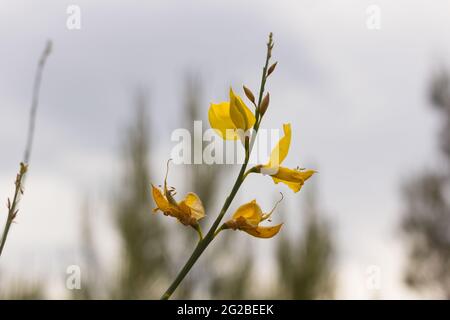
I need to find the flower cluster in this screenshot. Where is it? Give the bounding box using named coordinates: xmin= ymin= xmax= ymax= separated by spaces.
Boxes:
xmin=155 ymin=32 xmax=316 ymax=300
xmin=152 ymin=72 xmax=314 ymax=239
xmin=208 ymin=90 xmax=315 ymax=238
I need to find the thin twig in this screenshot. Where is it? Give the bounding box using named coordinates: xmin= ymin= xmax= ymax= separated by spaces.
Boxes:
xmin=0 ymin=41 xmax=52 ymax=259
xmin=0 ymin=163 xmax=27 ymax=256
xmin=24 ymin=41 xmax=52 ymax=164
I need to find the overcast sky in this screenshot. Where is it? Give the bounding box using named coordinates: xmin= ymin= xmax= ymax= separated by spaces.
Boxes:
xmin=1 ymin=0 xmax=449 ymax=298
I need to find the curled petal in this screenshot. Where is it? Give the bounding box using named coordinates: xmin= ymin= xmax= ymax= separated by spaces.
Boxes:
xmin=243 ymin=224 xmax=283 ymax=238
xmin=271 ymin=178 xmax=304 ymax=193
xmin=232 ymin=200 xmax=263 ymax=227
xmin=179 ymin=192 xmax=205 ymax=221
xmin=152 ymin=185 xmax=171 ymax=213
xmin=271 ymin=167 xmax=314 ymax=181
xmin=271 ymin=168 xmax=315 ymax=193
xmin=267 ymin=123 xmax=291 ymax=168
xmin=225 ymin=199 xmax=283 ymax=239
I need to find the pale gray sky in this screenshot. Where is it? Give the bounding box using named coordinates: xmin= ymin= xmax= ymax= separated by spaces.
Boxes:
xmin=1 ymin=0 xmax=449 ymax=298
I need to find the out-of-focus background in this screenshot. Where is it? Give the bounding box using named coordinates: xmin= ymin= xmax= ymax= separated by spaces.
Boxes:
xmin=1 ymin=0 xmax=450 ymax=299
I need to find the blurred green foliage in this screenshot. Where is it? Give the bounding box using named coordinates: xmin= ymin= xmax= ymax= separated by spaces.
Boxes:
xmin=275 ymin=190 xmax=335 ymax=299
xmin=74 ymin=91 xmax=170 ymax=299
xmin=109 ymin=92 xmax=170 ymax=299
xmin=401 ymin=70 xmax=450 ymax=298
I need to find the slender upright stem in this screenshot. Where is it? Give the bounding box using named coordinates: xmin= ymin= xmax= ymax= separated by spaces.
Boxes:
xmin=0 ymin=164 xmax=27 ymax=257
xmin=24 ymin=41 xmax=52 ymax=164
xmin=0 ymin=41 xmax=52 ymax=259
xmin=160 ymin=33 xmax=274 ymax=300
xmin=255 ymin=32 xmax=273 ymax=126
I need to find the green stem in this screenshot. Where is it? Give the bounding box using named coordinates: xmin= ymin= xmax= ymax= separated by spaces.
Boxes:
xmin=160 ymin=33 xmax=274 ymax=300
xmin=0 ymin=220 xmax=13 ymax=257
xmin=194 ymin=224 xmax=204 ymax=241
xmin=213 ymin=224 xmax=225 ymax=238
xmin=255 ymin=32 xmax=273 ymax=125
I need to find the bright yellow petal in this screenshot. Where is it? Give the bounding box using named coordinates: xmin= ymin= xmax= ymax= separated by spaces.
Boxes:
xmin=232 ymin=200 xmax=263 ymax=226
xmin=229 ymin=88 xmax=256 ymax=131
xmin=273 ymin=168 xmax=315 ymax=182
xmin=271 ymin=178 xmax=304 ymax=192
xmin=271 ymin=168 xmax=315 ymax=192
xmin=244 ymin=224 xmax=283 ymax=238
xmin=267 ymin=123 xmax=291 ymax=168
xmin=241 ymin=97 xmax=256 ymax=130
xmin=179 ymin=192 xmax=205 ymax=221
xmin=298 ymin=169 xmax=315 ymax=181
xmin=208 ymin=102 xmax=240 ymax=140
xmin=229 ymin=88 xmax=247 ymax=130
xmin=152 ymin=184 xmax=171 ymax=212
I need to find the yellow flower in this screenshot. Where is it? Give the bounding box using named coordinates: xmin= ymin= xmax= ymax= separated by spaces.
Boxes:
xmin=152 ymin=162 xmax=205 ymax=229
xmin=260 ymin=123 xmax=315 ymax=192
xmin=223 ymin=199 xmax=282 ymax=239
xmin=208 ymin=88 xmax=256 ymax=140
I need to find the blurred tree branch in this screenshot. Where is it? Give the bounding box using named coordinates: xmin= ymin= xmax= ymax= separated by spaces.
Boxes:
xmin=76 ymin=91 xmax=170 ymax=299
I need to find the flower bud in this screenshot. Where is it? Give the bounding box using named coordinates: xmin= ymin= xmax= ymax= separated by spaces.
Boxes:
xmin=260 ymin=92 xmax=270 ymax=115
xmin=243 ymin=85 xmax=255 ymax=104
xmin=267 ymin=62 xmax=278 ymax=76
xmin=19 ymin=162 xmax=28 ymax=175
